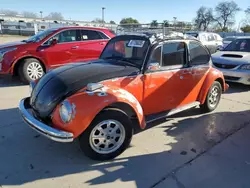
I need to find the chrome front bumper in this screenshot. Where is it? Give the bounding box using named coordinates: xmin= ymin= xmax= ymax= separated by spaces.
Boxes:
xmin=19 ymin=97 xmax=74 ymax=142
xmin=214 ymin=67 xmax=250 ymax=85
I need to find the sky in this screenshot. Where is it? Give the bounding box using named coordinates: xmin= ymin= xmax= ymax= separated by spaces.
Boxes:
xmin=1 ymin=0 xmax=249 ymax=26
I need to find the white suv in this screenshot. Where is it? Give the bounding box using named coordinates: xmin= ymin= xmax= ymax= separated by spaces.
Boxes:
xmin=185 ymin=31 xmax=223 ymax=54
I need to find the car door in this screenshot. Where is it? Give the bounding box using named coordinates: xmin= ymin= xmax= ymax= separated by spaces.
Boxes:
xmin=186 ymin=41 xmax=211 ymax=102
xmin=74 ymin=29 xmax=109 ymax=61
xmin=39 ymin=29 xmax=81 ymax=68
xmin=142 ymin=41 xmax=195 ymax=115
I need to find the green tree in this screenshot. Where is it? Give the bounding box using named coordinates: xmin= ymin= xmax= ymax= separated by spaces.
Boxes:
xmin=110 ymin=20 xmax=116 ymax=24
xmin=120 ymin=17 xmax=139 ymax=25
xmin=241 ymin=25 xmax=250 ymax=33
xmin=150 ymin=20 xmax=158 ymax=27
xmin=163 ymin=20 xmax=170 ymax=27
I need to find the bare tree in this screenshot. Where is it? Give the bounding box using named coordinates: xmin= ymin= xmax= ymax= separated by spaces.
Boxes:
xmin=22 ymin=11 xmax=38 ymax=18
xmin=0 ymin=9 xmax=18 ymax=16
xmin=194 ymin=6 xmax=214 ymax=31
xmin=214 ymin=1 xmax=241 ymax=31
xmin=92 ymin=18 xmax=104 ymax=23
xmin=246 ymin=7 xmax=250 ymax=14
xmin=45 ymin=12 xmax=64 ymax=20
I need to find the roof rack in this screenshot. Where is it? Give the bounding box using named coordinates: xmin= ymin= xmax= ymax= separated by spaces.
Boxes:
xmin=116 ymin=23 xmax=198 ymax=43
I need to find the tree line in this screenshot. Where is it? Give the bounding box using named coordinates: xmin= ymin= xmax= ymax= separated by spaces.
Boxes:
xmin=0 ymin=9 xmax=65 ymax=20
xmin=193 ymin=1 xmax=250 ymax=32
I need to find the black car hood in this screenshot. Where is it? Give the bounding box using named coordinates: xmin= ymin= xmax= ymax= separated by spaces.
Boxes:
xmin=30 ymin=59 xmax=140 ymax=118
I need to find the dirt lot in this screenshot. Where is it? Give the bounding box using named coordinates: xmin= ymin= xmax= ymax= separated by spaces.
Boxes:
xmin=0 ymin=35 xmax=28 ymax=44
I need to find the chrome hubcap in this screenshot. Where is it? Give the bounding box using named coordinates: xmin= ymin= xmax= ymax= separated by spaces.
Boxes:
xmin=27 ymin=62 xmax=44 ymax=80
xmin=208 ymin=86 xmax=219 ymax=107
xmin=89 ymin=120 xmax=126 ymax=154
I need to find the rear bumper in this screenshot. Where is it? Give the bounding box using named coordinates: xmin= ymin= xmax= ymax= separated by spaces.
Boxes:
xmin=215 ymin=67 xmax=250 ymax=85
xmin=19 ymin=97 xmax=74 ymax=142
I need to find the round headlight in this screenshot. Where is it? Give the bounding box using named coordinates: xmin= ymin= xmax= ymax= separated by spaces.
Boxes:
xmin=59 ymin=100 xmax=75 ymax=123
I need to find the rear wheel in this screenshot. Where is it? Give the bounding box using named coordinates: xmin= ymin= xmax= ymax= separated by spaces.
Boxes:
xmin=18 ymin=58 xmax=45 ymax=83
xmin=79 ymin=108 xmax=133 ymax=161
xmin=200 ymin=81 xmax=222 ymax=113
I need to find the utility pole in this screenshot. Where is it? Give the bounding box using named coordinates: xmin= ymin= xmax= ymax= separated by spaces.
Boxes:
xmin=173 ymin=17 xmax=177 ymax=30
xmin=102 ymin=7 xmax=105 ymax=26
xmin=40 ymin=11 xmax=43 ymax=19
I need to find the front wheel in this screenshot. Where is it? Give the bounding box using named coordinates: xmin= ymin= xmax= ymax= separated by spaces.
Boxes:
xmin=18 ymin=58 xmax=45 ymax=84
xmin=79 ymin=108 xmax=133 ymax=161
xmin=200 ymin=81 xmax=222 ymax=113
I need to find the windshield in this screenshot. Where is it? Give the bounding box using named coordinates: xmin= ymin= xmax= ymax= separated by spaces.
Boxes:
xmin=100 ymin=37 xmax=150 ymax=67
xmin=223 ymin=38 xmax=250 ymax=52
xmin=23 ymin=29 xmax=57 ymax=43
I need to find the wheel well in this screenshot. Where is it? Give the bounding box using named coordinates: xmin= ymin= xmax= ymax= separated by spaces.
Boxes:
xmin=215 ymin=78 xmax=224 ymax=91
xmin=13 ymin=57 xmax=46 ymax=76
xmin=103 ymin=102 xmax=141 ymax=131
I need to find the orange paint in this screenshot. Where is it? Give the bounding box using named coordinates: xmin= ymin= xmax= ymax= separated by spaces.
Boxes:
xmin=51 ymin=66 xmax=227 ymax=139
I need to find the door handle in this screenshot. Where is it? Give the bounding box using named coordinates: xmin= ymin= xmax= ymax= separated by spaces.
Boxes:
xmin=71 ymin=46 xmax=79 ymax=49
xmin=100 ymin=42 xmax=106 ymax=45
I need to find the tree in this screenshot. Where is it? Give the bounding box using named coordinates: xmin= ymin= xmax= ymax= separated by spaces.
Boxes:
xmin=241 ymin=25 xmax=250 ymax=33
xmin=0 ymin=9 xmax=18 ymax=16
xmin=109 ymin=20 xmax=116 ymax=24
xmin=91 ymin=18 xmax=104 ymax=23
xmin=163 ymin=20 xmax=170 ymax=27
xmin=246 ymin=7 xmax=250 ymax=14
xmin=150 ymin=20 xmax=158 ymax=27
xmin=120 ymin=17 xmax=139 ymax=25
xmin=22 ymin=11 xmax=38 ymax=18
xmin=45 ymin=12 xmax=64 ymax=20
xmin=214 ymin=1 xmax=241 ymax=31
xmin=194 ymin=6 xmax=214 ymax=31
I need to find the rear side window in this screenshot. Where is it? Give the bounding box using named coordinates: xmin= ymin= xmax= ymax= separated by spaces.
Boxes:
xmin=162 ymin=42 xmax=186 ymax=67
xmin=208 ymin=34 xmax=215 ymax=41
xmin=81 ymin=30 xmax=104 ymax=40
xmin=98 ymin=32 xmax=109 ymax=39
xmin=189 ymin=42 xmax=210 ymax=65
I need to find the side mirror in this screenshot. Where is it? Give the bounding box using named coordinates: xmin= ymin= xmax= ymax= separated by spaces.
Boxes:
xmin=147 ymin=62 xmax=160 ymax=71
xmin=51 ymin=38 xmax=57 ymax=46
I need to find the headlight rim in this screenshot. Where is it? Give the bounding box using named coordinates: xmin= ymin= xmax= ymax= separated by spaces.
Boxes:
xmin=59 ymin=100 xmax=75 ymax=124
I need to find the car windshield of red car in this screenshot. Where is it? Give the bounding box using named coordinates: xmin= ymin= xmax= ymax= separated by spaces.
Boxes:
xmin=223 ymin=38 xmax=250 ymax=52
xmin=100 ymin=38 xmax=149 ymax=67
xmin=23 ymin=28 xmax=57 ymax=43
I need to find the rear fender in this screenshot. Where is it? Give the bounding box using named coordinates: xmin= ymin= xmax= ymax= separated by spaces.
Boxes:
xmin=198 ymin=67 xmax=228 ymax=104
xmin=51 ymin=86 xmax=145 ymax=138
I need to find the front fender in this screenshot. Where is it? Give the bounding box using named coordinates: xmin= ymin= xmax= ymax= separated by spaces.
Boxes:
xmin=51 ymin=86 xmax=145 ymax=138
xmin=198 ymin=67 xmax=228 ymax=104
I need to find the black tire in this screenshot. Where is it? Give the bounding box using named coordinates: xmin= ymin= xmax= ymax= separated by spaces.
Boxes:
xmin=79 ymin=108 xmax=133 ymax=161
xmin=200 ymin=81 xmax=222 ymax=113
xmin=18 ymin=58 xmax=45 ymax=84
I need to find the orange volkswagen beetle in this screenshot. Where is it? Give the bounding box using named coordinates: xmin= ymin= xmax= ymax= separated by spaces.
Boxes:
xmin=19 ymin=33 xmax=228 ymax=160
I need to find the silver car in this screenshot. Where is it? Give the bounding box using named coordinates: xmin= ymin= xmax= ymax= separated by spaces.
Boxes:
xmin=212 ymin=36 xmax=250 ymax=85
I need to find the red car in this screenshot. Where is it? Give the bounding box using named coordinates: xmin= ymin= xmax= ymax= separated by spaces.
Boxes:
xmin=0 ymin=26 xmax=115 ymax=83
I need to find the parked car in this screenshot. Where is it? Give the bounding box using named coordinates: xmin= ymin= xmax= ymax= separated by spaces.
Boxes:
xmin=185 ymin=31 xmax=223 ymax=54
xmin=221 ymin=36 xmax=237 ymax=49
xmin=212 ymin=36 xmax=250 ymax=85
xmin=0 ymin=26 xmax=115 ymax=83
xmin=19 ymin=33 xmax=228 ymax=160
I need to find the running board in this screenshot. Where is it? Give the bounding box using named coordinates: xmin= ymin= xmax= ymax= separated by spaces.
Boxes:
xmin=146 ymin=101 xmax=200 ymax=124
